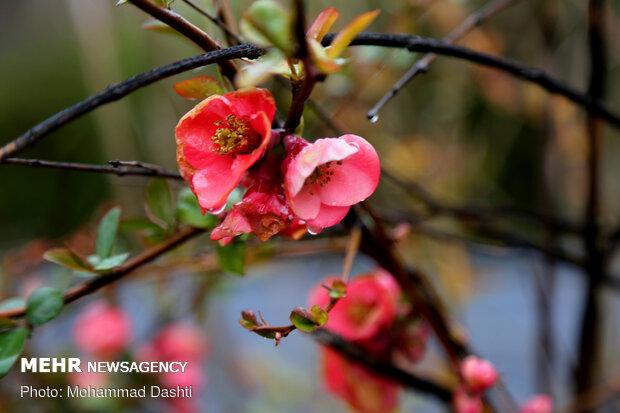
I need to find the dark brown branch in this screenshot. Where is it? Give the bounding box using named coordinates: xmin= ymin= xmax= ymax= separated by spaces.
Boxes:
xmin=0 ymin=227 xmax=204 ymax=319
xmin=4 ymin=34 xmax=620 ymax=161
xmin=310 ymin=329 xmax=453 ymax=403
xmin=367 ymin=0 xmax=522 ymax=119
xmin=323 ymin=33 xmax=620 ymax=130
xmin=576 ymin=0 xmax=607 ymax=401
xmin=3 ymin=158 xmax=182 ymax=179
xmin=128 ymin=0 xmax=237 ymax=81
xmin=0 ymin=44 xmax=263 ymax=162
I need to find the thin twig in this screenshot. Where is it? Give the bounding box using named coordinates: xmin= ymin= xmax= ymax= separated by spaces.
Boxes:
xmin=180 ymin=0 xmax=241 ymax=43
xmin=367 ymin=0 xmax=522 ymax=119
xmin=0 ymin=227 xmax=204 ymax=319
xmin=128 ymin=0 xmax=237 ymax=81
xmin=2 ymin=158 xmax=182 ymax=179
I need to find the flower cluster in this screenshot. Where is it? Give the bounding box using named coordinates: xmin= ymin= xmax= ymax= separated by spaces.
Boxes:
xmin=308 ymin=269 xmax=430 ymax=413
xmin=175 ymin=87 xmax=381 ymax=243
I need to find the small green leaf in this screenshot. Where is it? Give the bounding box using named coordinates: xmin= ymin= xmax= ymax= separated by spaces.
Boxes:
xmin=253 ymin=329 xmax=276 ymax=339
xmin=43 ymin=248 xmax=95 ymax=273
xmin=176 ymin=188 xmax=216 ymax=229
xmin=217 ymin=240 xmax=246 ymax=275
xmin=0 ymin=328 xmax=28 ymax=378
xmin=93 ymin=252 xmax=130 ymax=272
xmin=146 ymin=178 xmax=174 ymax=229
xmin=0 ymin=298 xmax=25 ymax=311
xmin=96 ymin=207 xmax=121 ymax=259
xmin=25 ymin=287 xmax=64 ymax=327
xmin=239 ymin=310 xmax=260 ymax=330
xmin=240 ymin=0 xmax=292 ymax=54
xmin=310 ymin=305 xmax=328 ymax=326
xmin=326 ymin=279 xmax=347 ymax=299
xmin=173 ymin=76 xmax=225 ymax=101
xmin=290 ymin=307 xmax=319 ymax=333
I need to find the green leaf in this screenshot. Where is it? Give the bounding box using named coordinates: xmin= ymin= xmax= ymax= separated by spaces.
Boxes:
xmin=289 ymin=307 xmax=319 ymax=333
xmin=239 ymin=310 xmax=260 ymax=330
xmin=0 ymin=298 xmax=25 ymax=311
xmin=173 ymin=76 xmax=225 ymax=101
xmin=240 ymin=0 xmax=292 ymax=54
xmin=217 ymin=240 xmax=246 ymax=275
xmin=43 ymin=248 xmax=95 ymax=273
xmin=310 ymin=305 xmax=328 ymax=326
xmin=93 ymin=253 xmax=130 ymax=272
xmin=96 ymin=207 xmax=121 ymax=259
xmin=326 ymin=279 xmax=347 ymax=299
xmin=175 ymin=188 xmax=216 ymax=229
xmin=119 ymin=218 xmax=165 ymax=233
xmin=25 ymin=287 xmax=64 ymax=327
xmin=146 ymin=179 xmax=174 ymax=229
xmin=0 ymin=328 xmax=27 ymax=378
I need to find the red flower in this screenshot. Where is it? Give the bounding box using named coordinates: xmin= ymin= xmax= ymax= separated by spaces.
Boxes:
xmin=309 ymin=269 xmax=401 ymax=342
xmin=322 ymin=347 xmax=399 ymax=413
xmin=176 ymin=88 xmax=276 ymax=212
xmin=210 ymin=154 xmax=306 ymax=244
xmin=283 ymin=134 xmax=380 ymax=231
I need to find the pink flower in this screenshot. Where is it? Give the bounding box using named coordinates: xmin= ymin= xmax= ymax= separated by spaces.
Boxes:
xmin=460 ymin=356 xmax=498 ymax=393
xmin=72 ymin=301 xmax=132 ymax=358
xmin=67 ymin=367 xmax=109 ymax=388
xmin=453 ymin=386 xmax=483 ymax=413
xmin=176 ymin=88 xmax=276 ymax=212
xmin=210 ymin=154 xmax=307 ymax=244
xmin=283 ymin=134 xmax=380 ymax=231
xmin=150 ymin=323 xmax=209 ymax=361
xmin=322 ymin=347 xmax=399 ymax=413
xmin=309 ymin=269 xmax=401 ymax=342
xmin=519 ymin=395 xmax=553 ymax=413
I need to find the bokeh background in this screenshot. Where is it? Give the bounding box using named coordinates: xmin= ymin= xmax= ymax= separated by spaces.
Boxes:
xmin=1 ymin=0 xmax=620 ymax=412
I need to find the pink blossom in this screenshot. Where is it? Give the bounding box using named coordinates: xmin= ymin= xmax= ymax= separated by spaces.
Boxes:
xmin=322 ymin=347 xmax=399 ymax=413
xmin=519 ymin=394 xmax=553 ymax=413
xmin=210 ymin=154 xmax=306 ymax=244
xmin=283 ymin=134 xmax=380 ymax=231
xmin=309 ymin=269 xmax=401 ymax=342
xmin=453 ymin=386 xmax=483 ymax=413
xmin=176 ymin=88 xmax=276 ymax=212
xmin=72 ymin=301 xmax=132 ymax=358
xmin=460 ymin=356 xmax=498 ymax=393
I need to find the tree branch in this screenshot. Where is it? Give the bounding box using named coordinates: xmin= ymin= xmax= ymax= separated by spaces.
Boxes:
xmin=3 ymin=158 xmax=182 ymax=179
xmin=310 ymin=328 xmax=453 ymax=403
xmin=3 ymin=34 xmax=620 ymax=161
xmin=367 ymin=0 xmax=523 ymax=119
xmin=0 ymin=227 xmax=204 ymax=319
xmin=128 ymin=0 xmax=238 ymax=81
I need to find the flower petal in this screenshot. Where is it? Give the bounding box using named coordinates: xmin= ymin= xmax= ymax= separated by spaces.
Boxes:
xmin=306 ymin=204 xmax=350 ymax=228
xmin=285 ymin=137 xmax=359 ymax=197
xmin=289 ymin=184 xmax=322 ymax=220
xmin=317 ymin=135 xmax=380 ymax=206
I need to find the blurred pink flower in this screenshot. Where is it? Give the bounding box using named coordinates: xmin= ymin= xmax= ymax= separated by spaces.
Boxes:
xmin=309 ymin=269 xmax=401 ymax=342
xmin=322 ymin=347 xmax=399 ymax=413
xmin=283 ymin=134 xmax=380 ymax=231
xmin=460 ymin=355 xmax=498 ymax=393
xmin=67 ymin=367 xmax=108 ymax=388
xmin=453 ymin=386 xmax=483 ymax=413
xmin=176 ymin=88 xmax=276 ymax=212
xmin=72 ymin=301 xmax=132 ymax=358
xmin=520 ymin=394 xmax=553 ymax=413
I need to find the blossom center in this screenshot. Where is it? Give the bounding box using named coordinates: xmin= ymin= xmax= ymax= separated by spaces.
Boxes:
xmin=211 ymin=114 xmax=262 ymax=156
xmin=305 ymin=160 xmax=342 ymax=191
